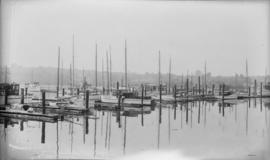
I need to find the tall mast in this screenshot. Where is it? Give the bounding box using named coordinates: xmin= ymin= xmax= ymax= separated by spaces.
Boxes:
xmin=265 ymin=67 xmax=267 ymax=85
xmin=106 ymin=51 xmax=109 ymax=94
xmin=110 ymin=46 xmax=112 ymax=91
xmin=69 ymin=64 xmax=72 ymax=94
xmin=61 ymin=58 xmax=63 ymax=89
xmin=204 ymin=61 xmax=207 ymax=90
xmin=72 ymin=34 xmax=75 ymax=95
xmin=56 ymin=47 xmax=60 ymax=98
xmin=95 ymin=43 xmax=98 ymax=89
xmin=124 ymin=40 xmax=127 ymax=89
xmin=246 ymin=58 xmax=249 ymax=90
xmin=158 ymin=51 xmax=161 ymax=85
xmin=102 ymin=58 xmax=104 ymax=91
xmin=4 ymin=65 xmax=7 ymax=83
xmin=168 ymin=58 xmax=171 ymax=93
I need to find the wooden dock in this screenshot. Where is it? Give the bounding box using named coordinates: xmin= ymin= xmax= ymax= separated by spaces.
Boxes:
xmin=0 ymin=110 xmax=58 ymax=123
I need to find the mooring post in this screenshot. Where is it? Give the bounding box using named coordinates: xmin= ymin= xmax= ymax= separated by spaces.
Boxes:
xmin=254 ymin=80 xmax=257 ymax=96
xmin=141 ymin=84 xmax=144 ymax=106
xmin=21 ymin=88 xmax=24 ymax=104
xmin=174 ymin=85 xmax=177 ymax=103
xmin=198 ymin=76 xmax=201 ymax=95
xmin=4 ymin=87 xmax=8 ymax=105
xmin=25 ymin=88 xmax=28 ymax=96
xmin=260 ymin=82 xmax=263 ymax=98
xmin=195 ymin=84 xmax=197 ymax=95
xmin=205 ymin=85 xmax=208 ymax=96
xmin=77 ymin=88 xmax=80 ymax=96
xmin=85 ymin=90 xmax=89 ymax=109
xmin=248 ymin=87 xmax=251 ymax=97
xmin=117 ymin=82 xmax=121 ymax=110
xmin=222 ymin=84 xmax=225 ymax=100
xmin=186 ymin=78 xmax=189 ymax=98
xmin=144 ymin=85 xmax=147 ymax=97
xmin=219 ymin=84 xmax=221 ymax=96
xmin=42 ymin=91 xmax=46 ymax=114
xmin=62 ymin=88 xmax=65 ymax=96
xmin=159 ymin=84 xmax=162 ymax=104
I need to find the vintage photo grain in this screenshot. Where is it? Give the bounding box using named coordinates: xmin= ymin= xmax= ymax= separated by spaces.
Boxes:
xmin=0 ymin=0 xmax=270 ymax=159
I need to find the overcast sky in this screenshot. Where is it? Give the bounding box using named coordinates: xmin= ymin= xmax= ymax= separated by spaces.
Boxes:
xmin=2 ymin=0 xmax=270 ymax=76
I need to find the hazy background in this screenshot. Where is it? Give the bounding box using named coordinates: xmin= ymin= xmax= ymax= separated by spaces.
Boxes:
xmin=1 ymin=0 xmax=270 ymax=81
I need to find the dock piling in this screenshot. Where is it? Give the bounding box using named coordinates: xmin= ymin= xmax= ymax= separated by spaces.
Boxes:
xmin=222 ymin=84 xmax=225 ymax=100
xmin=21 ymin=88 xmax=24 ymax=104
xmin=260 ymin=82 xmax=263 ymax=98
xmin=159 ymin=84 xmax=162 ymax=103
xmin=248 ymin=87 xmax=251 ymax=97
xmin=254 ymin=80 xmax=257 ymax=96
xmin=141 ymin=84 xmax=144 ymax=106
xmin=198 ymin=76 xmax=201 ymax=95
xmin=186 ymin=78 xmax=189 ymax=98
xmin=85 ymin=90 xmax=89 ymax=109
xmin=117 ymin=82 xmax=121 ymax=110
xmin=42 ymin=91 xmax=46 ymax=114
xmin=174 ymin=85 xmax=177 ymax=103
xmin=4 ymin=87 xmax=8 ymax=105
xmin=62 ymin=88 xmax=65 ymax=96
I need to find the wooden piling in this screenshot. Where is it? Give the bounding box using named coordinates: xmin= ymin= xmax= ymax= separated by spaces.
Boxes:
xmin=174 ymin=85 xmax=177 ymax=103
xmin=159 ymin=84 xmax=162 ymax=103
xmin=219 ymin=84 xmax=221 ymax=96
xmin=62 ymin=88 xmax=65 ymax=96
xmin=25 ymin=88 xmax=28 ymax=96
xmin=141 ymin=84 xmax=144 ymax=106
xmin=77 ymin=88 xmax=80 ymax=96
xmin=205 ymin=85 xmax=208 ymax=96
xmin=4 ymin=87 xmax=8 ymax=105
xmin=195 ymin=84 xmax=198 ymax=95
xmin=248 ymin=87 xmax=251 ymax=97
xmin=85 ymin=90 xmax=89 ymax=109
xmin=117 ymin=82 xmax=121 ymax=110
xmin=254 ymin=80 xmax=257 ymax=95
xmin=21 ymin=88 xmax=24 ymax=104
xmin=260 ymin=82 xmax=263 ymax=98
xmin=222 ymin=84 xmax=225 ymax=100
xmin=42 ymin=91 xmax=46 ymax=114
xmin=198 ymin=76 xmax=201 ymax=95
xmin=186 ymin=78 xmax=189 ymax=97
xmin=144 ymin=85 xmax=147 ymax=97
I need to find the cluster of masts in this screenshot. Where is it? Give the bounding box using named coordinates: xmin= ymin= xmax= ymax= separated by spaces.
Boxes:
xmin=55 ymin=36 xmax=129 ymax=97
xmin=17 ymin=34 xmax=268 ymax=97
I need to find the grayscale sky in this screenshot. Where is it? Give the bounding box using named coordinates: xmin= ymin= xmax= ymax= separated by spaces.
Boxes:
xmin=2 ymin=0 xmax=270 ymax=76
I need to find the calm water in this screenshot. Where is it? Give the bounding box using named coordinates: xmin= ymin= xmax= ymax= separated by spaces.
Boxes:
xmin=1 ymin=99 xmax=270 ymax=160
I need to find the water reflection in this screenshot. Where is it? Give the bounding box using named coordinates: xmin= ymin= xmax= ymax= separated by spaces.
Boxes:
xmin=0 ymin=99 xmax=270 ymax=159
